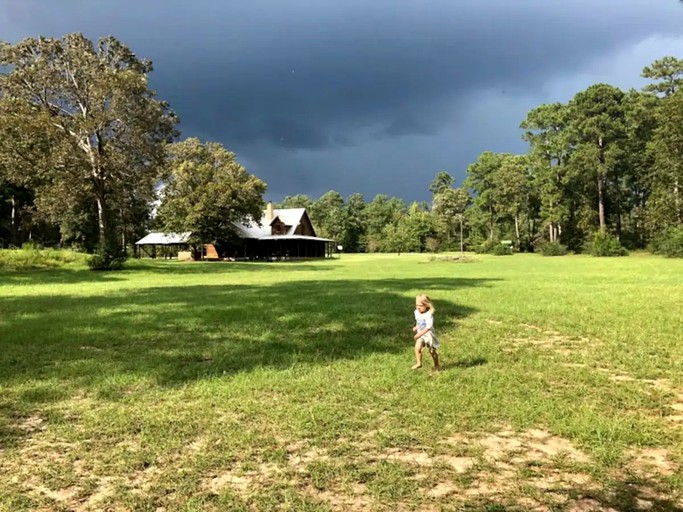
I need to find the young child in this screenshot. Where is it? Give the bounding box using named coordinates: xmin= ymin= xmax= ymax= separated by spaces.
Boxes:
xmin=412 ymin=294 xmax=441 ymax=371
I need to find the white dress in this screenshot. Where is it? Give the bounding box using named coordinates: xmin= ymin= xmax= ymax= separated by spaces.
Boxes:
xmin=414 ymin=309 xmax=440 ymax=349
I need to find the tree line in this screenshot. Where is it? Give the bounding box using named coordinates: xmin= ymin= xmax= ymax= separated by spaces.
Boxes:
xmin=280 ymin=57 xmax=683 ymax=257
xmin=1 ymin=34 xmax=682 ymax=267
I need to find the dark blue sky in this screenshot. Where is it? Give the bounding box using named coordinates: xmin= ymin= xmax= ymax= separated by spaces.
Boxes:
xmin=2 ymin=1 xmax=683 ymax=203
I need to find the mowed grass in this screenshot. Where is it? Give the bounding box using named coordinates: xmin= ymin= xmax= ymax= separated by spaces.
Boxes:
xmin=1 ymin=253 xmax=682 ymax=511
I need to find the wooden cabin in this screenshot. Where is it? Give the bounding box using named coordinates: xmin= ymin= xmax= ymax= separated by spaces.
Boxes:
xmin=134 ymin=204 xmax=333 ymax=260
xmin=228 ymin=203 xmax=333 ymax=260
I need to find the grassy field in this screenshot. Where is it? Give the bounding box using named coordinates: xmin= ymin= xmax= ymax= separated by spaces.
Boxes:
xmin=1 ymin=252 xmax=682 ymax=511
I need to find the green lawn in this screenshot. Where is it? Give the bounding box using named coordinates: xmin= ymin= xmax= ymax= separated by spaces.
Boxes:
xmin=1 ymin=253 xmax=682 ymax=511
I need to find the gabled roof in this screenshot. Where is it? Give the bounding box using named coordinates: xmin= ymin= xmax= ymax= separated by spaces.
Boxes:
xmin=232 ymin=208 xmax=310 ymax=239
xmin=135 ymin=232 xmax=191 ymax=245
xmin=258 ymin=235 xmax=333 ymax=242
xmin=135 ymin=209 xmax=326 ymax=245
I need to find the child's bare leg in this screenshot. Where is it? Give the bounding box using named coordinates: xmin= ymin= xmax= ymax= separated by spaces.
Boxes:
xmin=411 ymin=339 xmax=423 ymax=369
xmin=429 ymin=348 xmax=441 ymax=371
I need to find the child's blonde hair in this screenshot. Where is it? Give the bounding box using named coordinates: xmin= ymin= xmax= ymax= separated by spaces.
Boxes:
xmin=416 ymin=294 xmax=435 ymax=313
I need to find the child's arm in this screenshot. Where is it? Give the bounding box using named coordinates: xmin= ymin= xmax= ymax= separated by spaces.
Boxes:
xmin=413 ymin=313 xmax=433 ymax=340
xmin=414 ymin=326 xmax=430 ymax=340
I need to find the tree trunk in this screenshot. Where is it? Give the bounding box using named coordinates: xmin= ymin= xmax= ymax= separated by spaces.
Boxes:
xmin=514 ymin=215 xmax=520 ymax=246
xmin=675 ymin=178 xmax=681 ymax=224
xmin=459 ymin=216 xmax=464 ymax=254
xmin=10 ymin=195 xmax=16 ymax=246
xmin=616 ymin=211 xmax=622 ymax=241
xmin=597 ymin=173 xmax=606 ymax=233
xmin=96 ymin=193 xmax=109 ymax=249
xmin=489 ymin=204 xmax=494 ymax=241
xmin=597 ymin=137 xmax=607 ymax=233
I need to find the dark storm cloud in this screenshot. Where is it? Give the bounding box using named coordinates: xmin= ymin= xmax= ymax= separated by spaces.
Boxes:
xmin=3 ymin=1 xmax=683 ymax=200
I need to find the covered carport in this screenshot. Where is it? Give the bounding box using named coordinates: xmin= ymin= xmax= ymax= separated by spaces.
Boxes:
xmin=134 ymin=232 xmax=192 ymax=259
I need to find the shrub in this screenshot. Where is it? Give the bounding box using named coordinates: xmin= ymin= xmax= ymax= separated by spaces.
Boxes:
xmin=590 ymin=232 xmax=628 ymax=257
xmin=0 ymin=248 xmax=87 ymax=270
xmin=539 ymin=241 xmax=568 ymax=256
xmin=492 ymin=243 xmax=513 ymax=256
xmin=650 ymin=227 xmax=683 ymax=258
xmin=88 ymin=250 xmax=125 ymax=271
xmin=474 ymin=240 xmax=498 ymax=254
xmin=21 ymin=241 xmax=44 ymax=251
xmin=88 ymin=239 xmax=127 ymax=271
xmin=425 ymin=236 xmax=441 ymax=253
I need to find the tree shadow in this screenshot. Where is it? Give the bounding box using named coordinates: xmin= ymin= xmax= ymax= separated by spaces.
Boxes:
xmin=0 ymin=268 xmax=125 ymax=285
xmin=0 ymin=276 xmax=492 ymax=373
xmin=0 ymin=275 xmax=494 ymax=446
xmin=0 ymin=260 xmax=337 ymax=285
xmin=593 ymin=479 xmax=683 ymax=512
xmin=123 ymin=259 xmax=338 ymax=275
xmin=455 ymin=477 xmax=683 ymax=511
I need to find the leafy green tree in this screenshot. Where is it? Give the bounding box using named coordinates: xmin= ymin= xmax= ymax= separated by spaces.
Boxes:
xmin=432 ymin=187 xmax=470 ymax=252
xmin=620 ymin=90 xmax=659 ymax=247
xmin=567 ymin=84 xmax=627 ymax=234
xmin=364 ymin=194 xmax=406 ymax=252
xmin=280 ymin=194 xmax=313 ymax=209
xmin=309 ymin=190 xmax=348 ymax=243
xmin=642 ymin=56 xmax=683 ymax=97
xmin=493 ymin=154 xmax=535 ymax=250
xmin=344 ymin=193 xmax=366 ymax=252
xmin=381 ymin=222 xmax=413 ymax=255
xmin=648 ymin=88 xmax=683 ymax=228
xmin=429 ymin=171 xmax=455 ymax=196
xmin=521 ymin=103 xmax=572 ymax=244
xmin=0 ymin=33 xmax=177 ymax=263
xmin=465 ymin=151 xmax=505 ymax=241
xmin=157 ymin=138 xmax=266 ymax=245
xmin=382 ymin=202 xmax=435 ymax=254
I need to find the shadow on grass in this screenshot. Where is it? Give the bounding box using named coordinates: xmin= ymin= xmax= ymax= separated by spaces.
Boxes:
xmin=0 ymin=275 xmax=493 ymax=445
xmin=441 ymin=357 xmax=488 ymax=371
xmin=594 ymin=480 xmax=683 ymax=512
xmin=123 ymin=259 xmax=338 ymax=275
xmin=0 ymin=267 xmax=125 ymax=285
xmin=0 ymin=276 xmax=492 ymax=387
xmin=0 ymin=259 xmax=336 ymax=285
xmin=464 ymin=479 xmax=683 ymax=511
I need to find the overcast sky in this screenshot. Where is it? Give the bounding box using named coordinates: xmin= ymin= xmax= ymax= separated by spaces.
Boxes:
xmin=2 ymin=1 xmax=683 ymax=203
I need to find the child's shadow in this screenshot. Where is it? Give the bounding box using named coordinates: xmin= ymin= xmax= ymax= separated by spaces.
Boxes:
xmin=441 ymin=357 xmax=487 ymax=371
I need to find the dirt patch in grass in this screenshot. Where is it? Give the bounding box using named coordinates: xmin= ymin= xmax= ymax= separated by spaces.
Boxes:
xmin=607 ymin=373 xmax=673 ymax=391
xmin=16 ymin=414 xmax=48 ymax=434
xmin=7 ymin=420 xmax=682 ymax=512
xmin=312 ymin=488 xmax=375 ymax=510
xmin=566 ymin=498 xmax=619 ymax=512
xmin=441 ymin=427 xmax=682 ymax=510
xmin=628 ymin=448 xmax=677 ymax=477
xmin=504 ymin=325 xmax=593 ymax=356
xmin=425 ymin=255 xmax=477 ymax=263
xmin=595 ymin=370 xmax=683 ymax=424
xmin=205 ymin=470 xmax=262 ymax=495
xmin=668 ymin=392 xmax=683 ymax=423
xmin=510 ymin=334 xmax=587 ymax=355
xmin=444 ymin=426 xmax=592 ymax=480
xmin=384 ymin=447 xmax=435 ymax=467
xmin=74 ymin=476 xmax=117 ymax=512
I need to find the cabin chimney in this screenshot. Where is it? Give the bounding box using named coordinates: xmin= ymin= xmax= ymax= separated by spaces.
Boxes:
xmin=266 ymin=201 xmax=274 ymax=222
